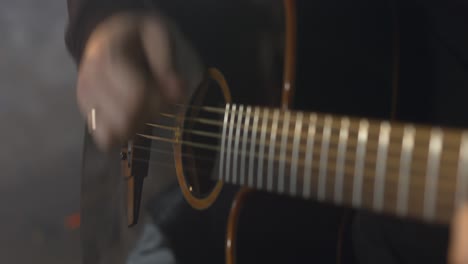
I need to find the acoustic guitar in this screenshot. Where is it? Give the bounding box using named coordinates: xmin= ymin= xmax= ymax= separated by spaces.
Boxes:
xmin=81 ymin=0 xmax=463 ymax=263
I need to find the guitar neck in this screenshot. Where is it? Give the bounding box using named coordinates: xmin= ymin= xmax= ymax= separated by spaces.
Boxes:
xmin=217 ymin=104 xmax=468 ymax=224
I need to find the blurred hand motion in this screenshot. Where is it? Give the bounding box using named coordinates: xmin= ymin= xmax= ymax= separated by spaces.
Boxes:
xmin=76 ymin=13 xmax=183 ymax=151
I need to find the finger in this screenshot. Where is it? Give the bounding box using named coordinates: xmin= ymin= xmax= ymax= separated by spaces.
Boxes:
xmin=104 ymin=60 xmax=155 ymax=140
xmin=76 ymin=39 xmax=110 ymax=119
xmin=140 ymin=16 xmax=183 ymax=103
xmin=90 ymin=108 xmax=116 ymax=152
xmin=79 ymin=39 xmax=142 ymax=147
xmin=77 ymin=59 xmax=121 ymax=151
xmin=79 ymin=84 xmax=118 ymax=151
xmin=449 ymin=204 xmax=468 ymax=264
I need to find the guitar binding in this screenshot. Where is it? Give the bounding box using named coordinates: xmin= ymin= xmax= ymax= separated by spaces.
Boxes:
xmin=174 ymin=67 xmax=232 ymax=210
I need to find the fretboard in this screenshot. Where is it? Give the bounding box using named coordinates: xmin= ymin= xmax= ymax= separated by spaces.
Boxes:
xmin=217 ymin=104 xmax=468 ymax=224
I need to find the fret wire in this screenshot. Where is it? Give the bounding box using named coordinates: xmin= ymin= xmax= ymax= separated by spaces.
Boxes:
xmin=259 ymin=157 xmax=456 ymax=189
xmin=215 ymin=129 xmax=459 ymax=166
xmin=335 ymin=186 xmax=453 ymax=224
xmin=424 ymin=128 xmax=443 ymax=221
xmin=230 ymin=110 xmax=456 ymax=142
xmin=256 ymin=108 xmax=270 ymax=189
xmin=139 ymin=140 xmax=464 ymax=223
xmin=138 ymin=144 xmax=453 ymax=196
xmin=455 ymin=132 xmax=468 ymax=209
xmin=374 ymin=122 xmax=391 ymax=212
xmin=267 ymin=110 xmax=280 ymax=191
xmin=153 ymin=105 xmax=468 ymax=210
xmin=240 ymin=106 xmax=252 ymax=185
xmin=219 ymin=104 xmax=231 ymax=181
xmin=290 ymin=112 xmax=303 ymax=197
xmin=215 ymin=128 xmax=456 ymax=169
xmin=197 ymin=132 xmax=459 ymax=165
xmin=240 ymin=158 xmax=456 ymax=193
xmin=352 ymin=119 xmax=369 ymax=207
xmin=278 ymin=111 xmax=291 ymax=194
xmin=136 ymin=156 xmax=460 ymax=218
xmin=318 ymin=115 xmax=333 ymax=201
xmin=147 ymin=131 xmax=459 ymax=187
xmin=248 ymin=107 xmax=261 ymax=187
xmin=334 ymin=117 xmax=350 ymax=204
xmin=174 ymin=112 xmax=462 ymax=157
xmin=166 ymin=108 xmax=462 ymax=149
xmin=317 ymin=160 xmax=442 ymax=186
xmin=303 ymin=114 xmax=317 ymax=198
xmin=396 ymin=125 xmax=415 ymax=217
xmin=225 ymin=105 xmax=237 ymax=183
xmin=232 ymin=105 xmax=244 ymax=185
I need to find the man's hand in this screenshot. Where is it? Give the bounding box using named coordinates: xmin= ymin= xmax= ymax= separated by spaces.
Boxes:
xmin=77 ymin=13 xmax=183 ymax=151
xmin=450 ymin=205 xmax=468 ymax=264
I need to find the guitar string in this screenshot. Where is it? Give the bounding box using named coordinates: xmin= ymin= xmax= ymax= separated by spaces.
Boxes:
xmin=128 ymin=104 xmax=462 ymax=217
xmin=171 ymin=102 xmax=462 ymax=138
xmin=143 ymin=103 xmax=462 ymax=185
xmin=138 ymin=110 xmax=462 ymax=189
xmin=142 ymin=118 xmax=461 ymax=168
xmin=135 ymin=132 xmax=457 ymax=176
xmin=146 ymin=123 xmax=461 ymax=164
xmin=133 ymin=124 xmax=460 ymax=210
xmin=131 ymin=154 xmax=458 ymax=209
xmin=134 ymin=155 xmax=453 ymax=211
xmin=156 ymin=113 xmax=461 ymax=148
xmin=132 ymin=132 xmax=458 ymax=192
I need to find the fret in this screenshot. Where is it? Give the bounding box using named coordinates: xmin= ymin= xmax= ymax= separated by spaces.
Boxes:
xmin=219 ymin=104 xmax=231 ymax=180
xmin=290 ymin=112 xmax=304 ymax=196
xmin=212 ymin=105 xmax=468 ymax=224
xmin=248 ymin=107 xmax=261 ymax=187
xmin=373 ymin=122 xmax=391 ymax=212
xmin=334 ymin=117 xmax=350 ymax=203
xmin=256 ymin=108 xmax=270 ymax=189
xmin=318 ymin=116 xmax=333 ymax=201
xmin=303 ymin=114 xmax=317 ymax=198
xmin=455 ymin=132 xmax=468 ymax=209
xmin=240 ymin=106 xmax=252 ymax=185
xmin=267 ymin=110 xmax=280 ymax=191
xmin=424 ymin=128 xmax=443 ymax=221
xmin=352 ymin=119 xmax=369 ymax=207
xmin=225 ymin=105 xmax=237 ymax=182
xmin=278 ymin=111 xmax=291 ymax=194
xmin=232 ymin=105 xmax=244 ymax=184
xmin=396 ymin=125 xmax=415 ymax=217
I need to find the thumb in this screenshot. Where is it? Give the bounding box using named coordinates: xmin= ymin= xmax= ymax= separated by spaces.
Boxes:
xmin=449 ymin=204 xmax=468 ymax=264
xmin=140 ymin=15 xmax=183 ymax=103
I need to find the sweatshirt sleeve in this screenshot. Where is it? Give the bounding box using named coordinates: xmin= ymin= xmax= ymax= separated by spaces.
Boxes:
xmin=65 ymin=0 xmax=149 ymax=64
xmin=65 ymin=0 xmax=251 ymax=65
xmin=65 ymin=0 xmax=284 ymax=105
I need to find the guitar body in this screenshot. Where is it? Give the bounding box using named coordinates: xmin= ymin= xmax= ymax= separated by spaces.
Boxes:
xmin=175 ymin=0 xmax=399 ymax=263
xmin=223 ymin=1 xmax=343 ymax=263
xmin=80 ymin=0 xmax=468 ymax=263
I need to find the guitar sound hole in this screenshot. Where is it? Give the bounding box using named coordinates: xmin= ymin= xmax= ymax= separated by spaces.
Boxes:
xmin=181 ymin=77 xmax=225 ymax=199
